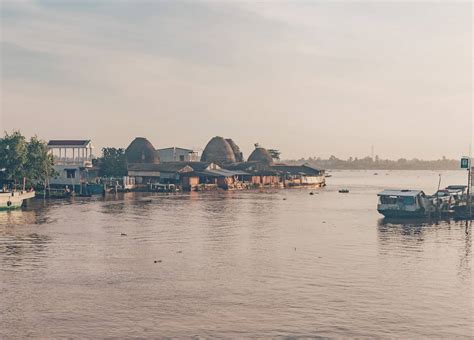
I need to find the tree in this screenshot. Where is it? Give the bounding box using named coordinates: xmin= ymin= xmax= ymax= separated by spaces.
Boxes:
xmin=0 ymin=131 xmax=28 ymax=185
xmin=25 ymin=136 xmax=56 ymax=186
xmin=0 ymin=131 xmax=55 ymax=188
xmin=99 ymin=147 xmax=127 ymax=177
xmin=268 ymin=149 xmax=281 ymax=161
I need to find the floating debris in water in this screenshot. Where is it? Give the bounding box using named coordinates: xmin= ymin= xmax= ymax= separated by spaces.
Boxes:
xmin=283 ymin=198 xmax=287 ymax=200
xmin=339 ymin=189 xmax=349 ymax=193
xmin=309 ymin=192 xmax=314 ymax=195
xmin=120 ymin=233 xmax=127 ymax=236
xmin=154 ymin=260 xmax=162 ymax=263
xmin=176 ymin=251 xmax=182 ymax=254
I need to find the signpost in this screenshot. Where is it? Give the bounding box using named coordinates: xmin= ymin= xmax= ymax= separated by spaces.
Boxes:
xmin=461 ymin=157 xmax=470 ymax=169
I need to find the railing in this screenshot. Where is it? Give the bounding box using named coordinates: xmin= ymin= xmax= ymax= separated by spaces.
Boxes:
xmin=53 ymin=157 xmax=92 ymax=167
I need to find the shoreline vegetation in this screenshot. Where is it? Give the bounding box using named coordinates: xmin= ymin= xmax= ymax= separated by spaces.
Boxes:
xmin=0 ymin=131 xmax=55 ymax=189
xmin=284 ymin=156 xmax=460 ymax=171
xmin=0 ymin=132 xmax=462 ymax=189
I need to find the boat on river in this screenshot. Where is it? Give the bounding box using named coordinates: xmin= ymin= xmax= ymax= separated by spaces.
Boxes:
xmin=0 ymin=190 xmax=36 ymax=210
xmin=377 ymin=189 xmax=435 ymax=218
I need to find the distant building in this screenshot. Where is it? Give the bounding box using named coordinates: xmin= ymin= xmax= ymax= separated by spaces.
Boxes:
xmin=200 ymin=136 xmax=237 ymax=165
xmin=47 ymin=140 xmax=100 ymax=191
xmin=225 ymin=139 xmax=244 ymax=162
xmin=48 ymin=140 xmax=94 ymax=168
xmin=248 ymin=146 xmax=274 ymax=164
xmin=125 ymin=137 xmax=160 ymax=164
xmin=157 ymin=147 xmax=199 ymax=162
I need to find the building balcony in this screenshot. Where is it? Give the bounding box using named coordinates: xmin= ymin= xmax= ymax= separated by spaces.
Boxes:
xmin=53 ymin=157 xmax=93 ymax=168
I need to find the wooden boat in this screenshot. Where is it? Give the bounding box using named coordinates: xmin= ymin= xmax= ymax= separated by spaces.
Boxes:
xmin=377 ymin=189 xmax=434 ymax=218
xmin=452 ymin=193 xmax=474 ymax=220
xmin=453 ymin=205 xmax=473 ymax=220
xmin=0 ymin=190 xmax=36 ymax=210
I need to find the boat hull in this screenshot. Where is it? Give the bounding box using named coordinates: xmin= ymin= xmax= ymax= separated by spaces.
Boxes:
xmin=377 ymin=209 xmax=428 ymax=218
xmin=0 ymin=191 xmax=36 ymax=210
xmin=453 ymin=206 xmax=473 ymax=220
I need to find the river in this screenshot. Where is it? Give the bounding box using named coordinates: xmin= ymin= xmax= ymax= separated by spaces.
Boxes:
xmin=1 ymin=170 xmax=472 ymax=338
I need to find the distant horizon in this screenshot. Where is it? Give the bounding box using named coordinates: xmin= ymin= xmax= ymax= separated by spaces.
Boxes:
xmin=1 ymin=129 xmax=469 ymax=164
xmin=2 ymin=128 xmax=473 ymax=163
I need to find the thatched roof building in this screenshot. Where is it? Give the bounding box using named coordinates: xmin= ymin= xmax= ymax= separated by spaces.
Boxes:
xmin=248 ymin=147 xmax=274 ymax=164
xmin=200 ymin=136 xmax=236 ymax=164
xmin=125 ymin=137 xmax=160 ymax=164
xmin=225 ymin=139 xmax=244 ymax=163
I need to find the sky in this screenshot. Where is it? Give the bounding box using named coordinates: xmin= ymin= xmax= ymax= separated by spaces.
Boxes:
xmin=1 ymin=0 xmax=472 ymax=160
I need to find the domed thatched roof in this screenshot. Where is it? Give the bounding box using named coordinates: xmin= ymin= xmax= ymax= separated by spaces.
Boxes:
xmin=225 ymin=139 xmax=244 ymax=163
xmin=201 ymin=136 xmax=236 ymax=164
xmin=248 ymin=147 xmax=274 ymax=164
xmin=125 ymin=137 xmax=160 ymax=164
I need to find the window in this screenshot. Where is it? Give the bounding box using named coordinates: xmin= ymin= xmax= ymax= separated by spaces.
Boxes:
xmin=179 ymin=155 xmax=185 ymax=161
xmin=397 ymin=196 xmax=415 ymax=205
xmin=380 ymin=196 xmax=397 ymax=204
xmin=66 ymin=169 xmax=76 ymax=179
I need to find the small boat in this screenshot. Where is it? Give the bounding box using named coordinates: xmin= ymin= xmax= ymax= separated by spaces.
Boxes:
xmin=377 ymin=189 xmax=434 ymax=218
xmin=0 ymin=190 xmax=36 ymax=210
xmin=453 ymin=205 xmax=473 ymax=220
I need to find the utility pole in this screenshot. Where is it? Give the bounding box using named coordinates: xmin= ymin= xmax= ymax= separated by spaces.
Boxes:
xmin=461 ymin=156 xmax=472 ymax=219
xmin=467 ymin=144 xmax=472 ymax=220
xmin=468 ymin=163 xmax=472 ymax=219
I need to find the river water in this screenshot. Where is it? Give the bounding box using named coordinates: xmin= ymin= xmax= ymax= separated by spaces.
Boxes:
xmin=1 ymin=170 xmax=472 ymax=338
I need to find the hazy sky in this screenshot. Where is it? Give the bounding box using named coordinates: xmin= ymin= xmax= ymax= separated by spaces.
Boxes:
xmin=1 ymin=1 xmax=472 ymax=160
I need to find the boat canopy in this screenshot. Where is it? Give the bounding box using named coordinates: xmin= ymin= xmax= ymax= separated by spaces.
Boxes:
xmin=377 ymin=189 xmax=425 ymax=197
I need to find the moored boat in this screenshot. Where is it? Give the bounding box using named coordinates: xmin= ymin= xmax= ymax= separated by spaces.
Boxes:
xmin=377 ymin=189 xmax=435 ymax=218
xmin=0 ymin=190 xmax=36 ymax=210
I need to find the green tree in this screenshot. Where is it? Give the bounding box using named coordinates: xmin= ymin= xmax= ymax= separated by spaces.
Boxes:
xmin=25 ymin=136 xmax=56 ymax=186
xmin=268 ymin=149 xmax=281 ymax=161
xmin=0 ymin=131 xmax=28 ymax=185
xmin=99 ymin=147 xmax=127 ymax=177
xmin=0 ymin=131 xmax=55 ymax=188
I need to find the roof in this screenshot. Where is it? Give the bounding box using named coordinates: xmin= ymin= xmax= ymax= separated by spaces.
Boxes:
xmin=271 ymin=164 xmax=323 ymax=176
xmin=157 ymin=147 xmax=196 ymax=152
xmin=128 ymin=161 xmax=214 ymax=173
xmin=183 ymin=169 xmax=249 ymax=177
xmin=378 ymin=190 xmax=424 ymax=197
xmin=125 ymin=137 xmax=160 ymax=164
xmin=127 ymin=163 xmax=163 ymax=172
xmin=48 ymin=140 xmax=91 ymax=147
xmin=445 ymin=185 xmax=467 ymax=190
xmin=225 ymin=161 xmax=279 ymax=175
xmin=225 ymin=161 xmax=262 ymax=171
xmin=248 ymin=147 xmax=274 ymax=164
xmin=225 ymin=139 xmax=244 ymax=162
xmin=200 ymin=136 xmax=236 ymax=164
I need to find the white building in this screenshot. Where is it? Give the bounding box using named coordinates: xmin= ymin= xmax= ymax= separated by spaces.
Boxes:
xmin=157 ymin=147 xmax=200 ymax=162
xmin=47 ymin=140 xmax=96 ymax=186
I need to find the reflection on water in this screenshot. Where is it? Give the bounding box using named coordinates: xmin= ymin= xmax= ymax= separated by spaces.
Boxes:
xmin=0 ymin=171 xmax=472 ymax=338
xmin=1 ymin=232 xmax=51 ymax=271
xmin=377 ymin=218 xmax=472 ymax=282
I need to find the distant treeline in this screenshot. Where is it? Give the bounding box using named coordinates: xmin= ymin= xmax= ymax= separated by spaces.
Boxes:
xmin=283 ymin=156 xmax=460 ymax=170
